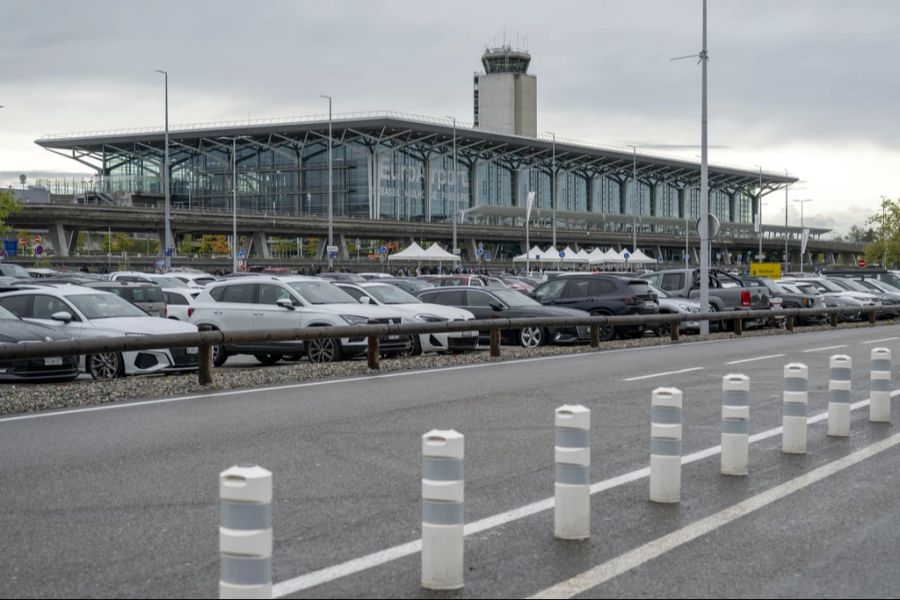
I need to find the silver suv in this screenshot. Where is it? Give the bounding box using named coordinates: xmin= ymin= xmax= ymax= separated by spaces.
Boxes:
xmin=190 ymin=276 xmax=409 ymax=365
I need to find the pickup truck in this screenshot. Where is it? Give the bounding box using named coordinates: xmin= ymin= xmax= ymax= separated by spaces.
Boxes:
xmin=639 ymin=269 xmax=770 ymax=329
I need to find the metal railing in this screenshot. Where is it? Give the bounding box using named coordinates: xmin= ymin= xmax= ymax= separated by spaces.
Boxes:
xmin=0 ymin=306 xmax=890 ymax=385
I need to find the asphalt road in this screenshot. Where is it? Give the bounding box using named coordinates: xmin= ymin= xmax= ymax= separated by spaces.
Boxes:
xmin=1 ymin=326 xmax=899 ymax=598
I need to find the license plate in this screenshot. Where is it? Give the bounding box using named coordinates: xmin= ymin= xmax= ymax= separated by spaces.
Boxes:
xmin=44 ymin=357 xmax=63 ymax=366
xmin=186 ymin=347 xmax=198 ymax=355
xmin=387 ymin=335 xmax=400 ymax=340
xmin=644 ymin=302 xmax=657 ymax=309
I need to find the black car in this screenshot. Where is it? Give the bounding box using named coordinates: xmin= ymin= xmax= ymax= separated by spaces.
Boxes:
xmin=530 ymin=274 xmax=659 ymax=341
xmin=0 ymin=304 xmax=80 ymax=382
xmin=416 ymin=286 xmax=591 ymax=347
xmin=378 ymin=278 xmax=436 ymax=295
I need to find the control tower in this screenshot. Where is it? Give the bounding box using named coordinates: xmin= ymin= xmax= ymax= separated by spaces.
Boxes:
xmin=473 ymin=45 xmax=537 ymax=137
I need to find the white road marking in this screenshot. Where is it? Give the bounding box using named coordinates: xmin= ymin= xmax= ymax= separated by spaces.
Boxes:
xmin=862 ymin=337 xmax=898 ymax=345
xmin=725 ymin=353 xmax=786 ymax=365
xmin=529 ymin=431 xmax=900 ymax=599
xmin=269 ymin=391 xmax=894 ymax=598
xmin=623 ymin=367 xmax=705 ymax=382
xmin=803 ymin=344 xmax=849 ymax=353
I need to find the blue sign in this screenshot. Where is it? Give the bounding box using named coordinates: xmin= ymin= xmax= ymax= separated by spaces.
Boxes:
xmin=165 ymin=248 xmax=174 ymax=257
xmin=379 ymin=245 xmax=387 ymax=255
xmin=559 ymin=251 xmax=566 ymax=258
xmin=2 ymin=240 xmax=16 ymax=257
xmin=536 ymin=254 xmax=541 ymax=261
xmin=328 ymin=250 xmax=337 ymax=259
xmin=623 ymin=251 xmax=631 ymax=260
xmin=484 ymin=251 xmax=492 ymax=261
xmin=476 ymin=247 xmax=484 ymax=257
xmin=237 ymin=248 xmax=246 ymax=258
xmin=34 ymin=245 xmax=43 ymax=256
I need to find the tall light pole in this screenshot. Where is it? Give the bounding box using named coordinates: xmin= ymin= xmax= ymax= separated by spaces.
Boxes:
xmin=754 ymin=164 xmax=763 ymax=261
xmin=546 ymin=131 xmax=557 ymax=247
xmin=320 ymin=95 xmax=333 ymax=269
xmin=154 ymin=69 xmax=171 ymax=270
xmin=793 ymin=198 xmax=812 ymax=273
xmin=445 ymin=116 xmax=458 ymax=255
xmin=232 ymin=137 xmax=238 ymax=273
xmin=881 ymin=195 xmax=888 ymax=268
xmin=627 ymin=144 xmax=638 ymax=252
xmin=784 ymin=169 xmax=790 ymax=274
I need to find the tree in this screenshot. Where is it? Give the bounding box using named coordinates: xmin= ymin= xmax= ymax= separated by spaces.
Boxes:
xmin=179 ymin=234 xmax=195 ymax=256
xmin=845 ymin=224 xmax=876 ymax=243
xmin=863 ymin=198 xmax=900 ymax=267
xmin=0 ymin=190 xmax=22 ymax=235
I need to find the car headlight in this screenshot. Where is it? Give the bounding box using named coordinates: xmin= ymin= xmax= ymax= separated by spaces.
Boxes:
xmin=414 ymin=313 xmax=448 ymax=323
xmin=341 ymin=315 xmax=370 ymax=325
xmin=678 ymin=305 xmax=699 ymax=313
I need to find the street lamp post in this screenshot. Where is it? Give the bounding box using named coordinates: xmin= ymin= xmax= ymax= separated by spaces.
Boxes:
xmin=154 ymin=69 xmax=171 ymax=270
xmin=320 ymin=95 xmax=334 ymax=269
xmin=546 ymin=131 xmax=557 ymax=248
xmin=232 ymin=138 xmax=238 ymax=273
xmin=754 ymin=165 xmax=763 ymax=261
xmin=793 ymin=198 xmax=813 ymax=273
xmin=784 ymin=169 xmax=790 ymax=274
xmin=881 ymin=195 xmax=888 ymax=268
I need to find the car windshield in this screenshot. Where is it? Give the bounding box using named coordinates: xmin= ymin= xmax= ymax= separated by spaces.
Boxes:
xmin=757 ymin=279 xmax=788 ymax=295
xmin=0 ymin=264 xmax=31 ymax=278
xmin=492 ymin=289 xmax=541 ymax=307
xmin=67 ymin=293 xmax=149 ymax=319
xmin=813 ymin=279 xmax=847 ymax=293
xmin=152 ymin=276 xmax=187 ymax=288
xmin=0 ymin=305 xmax=18 ymax=319
xmin=833 ymin=279 xmax=870 ymax=292
xmin=365 ymin=285 xmax=421 ymax=304
xmin=287 ymin=281 xmax=359 ymax=304
xmin=867 ymin=279 xmax=900 ymax=293
xmin=648 ymin=284 xmax=670 ymax=299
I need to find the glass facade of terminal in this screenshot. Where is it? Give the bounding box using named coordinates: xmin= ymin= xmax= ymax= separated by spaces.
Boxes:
xmin=97 ymin=137 xmax=754 ymax=230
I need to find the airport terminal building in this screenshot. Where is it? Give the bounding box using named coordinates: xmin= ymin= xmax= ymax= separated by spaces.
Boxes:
xmin=28 ymin=46 xmax=847 ymax=265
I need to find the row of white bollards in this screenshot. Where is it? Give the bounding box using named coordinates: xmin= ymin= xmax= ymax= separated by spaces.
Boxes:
xmin=216 ymin=348 xmax=893 ymax=596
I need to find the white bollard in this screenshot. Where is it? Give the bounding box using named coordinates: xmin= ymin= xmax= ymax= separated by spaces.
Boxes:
xmin=554 ymin=404 xmax=591 ymax=540
xmin=870 ymin=348 xmax=892 ymax=423
xmin=827 ymin=355 xmax=853 ymax=437
xmin=219 ymin=464 xmax=273 ymax=600
xmin=421 ymin=429 xmax=464 ymax=590
xmin=782 ymin=363 xmax=809 ymax=454
xmin=721 ymin=374 xmax=750 ymax=476
xmin=650 ymin=387 xmax=682 ymax=504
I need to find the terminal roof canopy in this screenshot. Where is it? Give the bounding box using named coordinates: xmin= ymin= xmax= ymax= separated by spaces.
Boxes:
xmin=36 ymin=111 xmax=797 ymax=193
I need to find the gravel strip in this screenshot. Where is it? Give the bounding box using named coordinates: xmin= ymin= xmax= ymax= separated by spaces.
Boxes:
xmin=1 ymin=319 xmax=896 ymax=416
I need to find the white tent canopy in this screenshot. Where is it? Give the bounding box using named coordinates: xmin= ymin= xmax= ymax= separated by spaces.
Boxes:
xmin=561 ymin=246 xmax=585 ymax=263
xmin=575 ymin=249 xmax=591 ymax=262
xmin=387 ymin=242 xmax=429 ymax=261
xmin=513 ymin=245 xmax=544 ymax=263
xmin=540 ymin=246 xmax=562 ymax=263
xmin=423 ymin=243 xmax=461 ymax=261
xmin=629 ymin=248 xmax=658 ymax=264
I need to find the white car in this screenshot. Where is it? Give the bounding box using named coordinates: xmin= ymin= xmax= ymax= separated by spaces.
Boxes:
xmin=167 ymin=271 xmax=217 ymax=288
xmin=163 ymin=288 xmax=201 ymax=321
xmin=334 ymin=282 xmax=478 ymax=354
xmin=0 ymin=284 xmax=199 ymax=379
xmin=189 ymin=276 xmax=408 ymax=365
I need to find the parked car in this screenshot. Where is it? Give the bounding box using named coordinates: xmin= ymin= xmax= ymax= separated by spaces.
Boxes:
xmin=418 ymin=274 xmax=489 ymax=287
xmin=780 ymin=277 xmax=877 ymax=321
xmin=646 ymin=284 xmax=701 ymax=335
xmin=167 ymin=270 xmax=217 ymax=288
xmin=189 ymin=276 xmax=409 ymax=365
xmin=81 ymin=281 xmax=168 ymax=317
xmin=0 ymin=285 xmax=199 ymax=379
xmin=334 ymin=282 xmax=478 ymax=355
xmin=25 ymin=268 xmax=59 ymax=278
xmin=824 ymin=277 xmax=900 ymax=317
xmin=530 ymin=274 xmax=659 ymax=341
xmin=317 ymin=272 xmax=367 ymax=283
xmin=358 ymin=272 xmax=394 ymax=280
xmin=770 ymin=281 xmax=829 ymax=325
xmin=0 ymin=304 xmax=80 ymax=382
xmin=105 ymin=271 xmax=158 ymax=284
xmin=416 ymin=286 xmax=592 ymax=347
xmin=640 ymin=268 xmax=769 ymax=330
xmin=163 ymin=288 xmax=201 ymax=321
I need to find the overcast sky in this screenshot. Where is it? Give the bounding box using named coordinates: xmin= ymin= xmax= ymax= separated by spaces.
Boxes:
xmin=1 ymin=0 xmax=897 ymax=234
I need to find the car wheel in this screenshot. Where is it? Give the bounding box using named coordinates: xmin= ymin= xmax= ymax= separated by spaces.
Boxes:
xmin=591 ymin=312 xmax=616 ymax=342
xmin=402 ymin=335 xmax=423 ymax=357
xmin=519 ymin=326 xmax=545 ymax=348
xmin=307 ymin=338 xmax=342 ymax=363
xmin=87 ymin=352 xmax=123 ymax=380
xmin=653 ymin=322 xmax=671 ymax=337
xmin=212 ymin=344 xmax=228 ymax=368
xmin=254 ymin=353 xmax=281 ymax=366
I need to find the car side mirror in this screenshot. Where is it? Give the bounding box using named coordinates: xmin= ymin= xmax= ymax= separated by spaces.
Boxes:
xmin=51 ymin=311 xmax=74 ymax=323
xmin=276 ymin=298 xmax=295 ymax=311
xmin=489 ymin=302 xmax=504 ymax=312
xmin=358 ymin=296 xmax=371 ymax=304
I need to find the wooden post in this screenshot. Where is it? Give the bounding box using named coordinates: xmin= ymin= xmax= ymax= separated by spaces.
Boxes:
xmin=197 ymin=324 xmax=214 ymax=386
xmin=734 ymin=316 xmax=743 ymax=336
xmin=670 ymin=321 xmax=680 ymax=342
xmin=590 ymin=324 xmax=600 ymax=348
xmin=831 ymin=312 xmax=839 ymax=328
xmin=870 ymin=308 xmax=877 ymax=326
xmin=367 ymin=334 xmax=380 ymax=369
xmin=490 ymin=312 xmax=501 ymax=357
xmin=786 ymin=315 xmax=795 ymax=332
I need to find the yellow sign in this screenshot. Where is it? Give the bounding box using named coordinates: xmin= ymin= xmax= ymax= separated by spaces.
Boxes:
xmin=750 ymin=262 xmax=782 ymax=279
